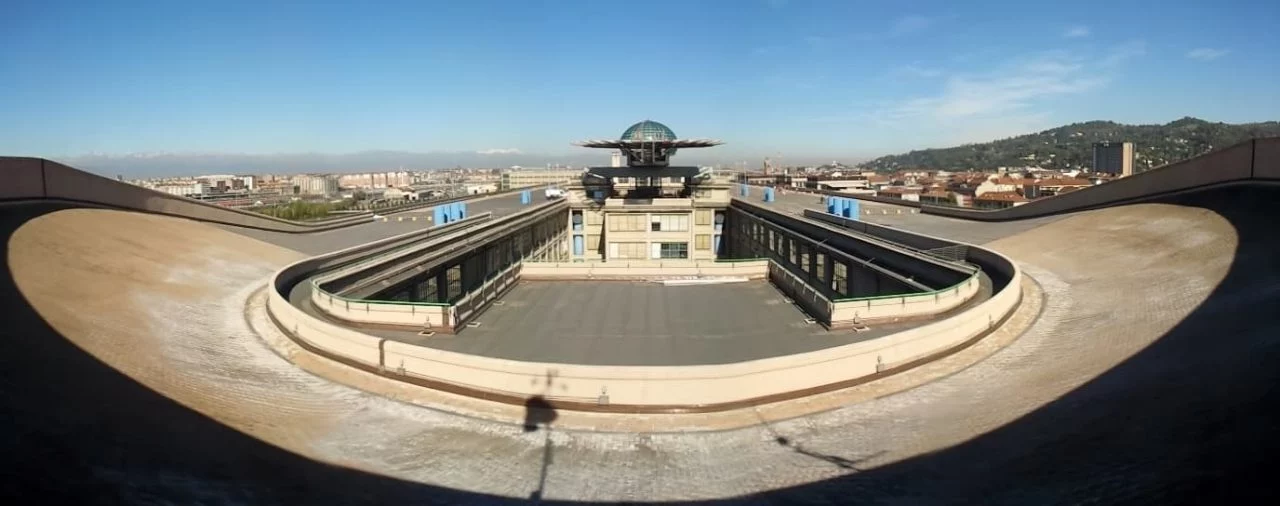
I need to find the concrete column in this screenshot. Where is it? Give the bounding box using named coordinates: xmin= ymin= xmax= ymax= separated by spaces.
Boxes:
xmin=436 ymin=271 xmax=449 ymax=303
xmin=821 ymin=253 xmax=834 ymax=289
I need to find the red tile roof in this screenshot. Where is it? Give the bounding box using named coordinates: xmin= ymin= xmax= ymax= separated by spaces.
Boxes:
xmin=1037 ymin=177 xmax=1093 ymax=187
xmin=975 ymin=191 xmax=1028 ymax=202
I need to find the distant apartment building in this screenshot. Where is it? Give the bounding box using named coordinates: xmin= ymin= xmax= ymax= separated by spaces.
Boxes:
xmin=1093 ymin=142 xmax=1135 ymax=177
xmin=256 ymin=180 xmax=295 ymax=195
xmin=292 ymin=174 xmax=338 ymax=196
xmin=197 ymin=174 xmax=255 ymax=193
xmin=150 ymin=181 xmax=208 ymax=197
xmin=338 ymin=171 xmax=413 ymax=189
xmin=610 ymin=151 xmax=624 ymax=168
xmin=500 ymin=169 xmax=582 ymax=190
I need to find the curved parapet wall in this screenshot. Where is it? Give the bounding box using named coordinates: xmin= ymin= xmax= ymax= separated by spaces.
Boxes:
xmin=266 ymin=216 xmax=1022 ymax=412
xmin=762 ymin=137 xmax=1280 ymax=221
xmin=0 ymin=157 xmax=522 ymax=233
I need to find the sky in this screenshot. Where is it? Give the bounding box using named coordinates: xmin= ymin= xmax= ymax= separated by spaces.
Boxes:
xmin=2 ymin=0 xmax=1278 ymax=172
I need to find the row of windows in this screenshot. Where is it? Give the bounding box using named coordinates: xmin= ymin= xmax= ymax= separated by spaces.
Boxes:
xmin=608 ymin=214 xmax=648 ymax=232
xmin=651 ymin=214 xmax=689 ymax=232
xmin=606 ymin=241 xmax=692 ymax=260
xmin=593 ymin=211 xmax=720 ymax=232
xmin=609 ymin=242 xmax=648 ymax=259
xmin=607 ymin=213 xmax=694 ymax=232
xmin=588 ymin=236 xmax=712 ymax=254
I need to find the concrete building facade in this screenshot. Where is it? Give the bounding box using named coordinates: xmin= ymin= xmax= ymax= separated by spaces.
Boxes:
xmin=1093 ymin=141 xmax=1135 ymax=177
xmin=500 ymin=169 xmax=582 ymax=190
xmin=567 ymin=120 xmax=729 ymax=262
xmin=292 ymin=174 xmax=339 ymax=196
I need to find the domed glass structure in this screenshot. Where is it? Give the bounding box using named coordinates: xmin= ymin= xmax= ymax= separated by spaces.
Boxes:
xmin=576 ymin=121 xmax=721 ymax=168
xmin=620 ymin=120 xmax=676 ymax=142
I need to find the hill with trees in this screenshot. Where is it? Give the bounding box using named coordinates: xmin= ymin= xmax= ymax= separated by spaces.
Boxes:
xmin=860 ymin=117 xmax=1280 ymax=172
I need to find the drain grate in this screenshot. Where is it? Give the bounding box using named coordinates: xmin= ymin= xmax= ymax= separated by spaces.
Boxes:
xmin=418 ymin=331 xmax=436 ymax=337
xmin=802 ymin=317 xmax=816 ymax=324
xmin=466 ymin=321 xmax=483 ymax=328
xmin=492 ymin=301 xmax=506 ymax=306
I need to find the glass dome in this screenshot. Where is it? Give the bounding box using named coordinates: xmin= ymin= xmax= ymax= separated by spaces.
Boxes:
xmin=620 ymin=120 xmax=676 ymax=142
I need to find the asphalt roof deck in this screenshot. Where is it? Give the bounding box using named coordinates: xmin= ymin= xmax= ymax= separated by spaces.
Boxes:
xmin=368 ymin=276 xmax=991 ymax=366
xmin=408 ymin=280 xmax=868 ymax=365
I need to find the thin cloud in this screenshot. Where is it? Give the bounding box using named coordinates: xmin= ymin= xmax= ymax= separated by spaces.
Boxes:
xmin=1186 ymin=48 xmax=1229 ymax=61
xmin=890 ymin=15 xmax=934 ymax=36
xmin=751 ymin=45 xmax=781 ymax=56
xmin=1099 ymin=40 xmax=1147 ymax=67
xmin=477 ymin=148 xmax=521 ymax=155
xmin=892 ymin=65 xmax=944 ymax=78
xmin=864 ymin=52 xmax=1106 ymax=124
xmin=1064 ymin=26 xmax=1090 ymax=38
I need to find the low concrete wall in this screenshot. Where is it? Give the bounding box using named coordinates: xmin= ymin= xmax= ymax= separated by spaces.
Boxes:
xmin=804 ymin=210 xmax=954 ymax=251
xmin=768 ymin=262 xmax=833 ymax=325
xmin=1256 ymin=137 xmax=1280 ymax=179
xmin=520 ymin=260 xmax=769 ymax=280
xmin=832 ymin=274 xmax=980 ymax=323
xmin=452 ymin=262 xmax=522 ymax=328
xmin=311 ymin=288 xmax=453 ymax=331
xmin=0 ymin=157 xmax=521 ymax=233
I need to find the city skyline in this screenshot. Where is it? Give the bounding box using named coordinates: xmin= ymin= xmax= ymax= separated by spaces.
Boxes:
xmin=4 ymin=0 xmax=1277 ymax=172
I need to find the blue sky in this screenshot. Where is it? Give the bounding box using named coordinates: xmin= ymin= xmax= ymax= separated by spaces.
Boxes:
xmin=3 ymin=0 xmax=1277 ymax=164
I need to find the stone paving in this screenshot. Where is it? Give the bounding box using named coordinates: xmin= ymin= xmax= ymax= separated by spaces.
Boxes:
xmin=3 ymin=185 xmax=1278 ymax=504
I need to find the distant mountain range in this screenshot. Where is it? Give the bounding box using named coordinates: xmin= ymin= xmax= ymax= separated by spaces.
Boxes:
xmin=859 ymin=117 xmax=1280 ymax=172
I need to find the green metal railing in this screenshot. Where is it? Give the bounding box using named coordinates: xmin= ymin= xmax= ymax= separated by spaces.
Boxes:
xmin=831 ymin=269 xmax=981 ymax=304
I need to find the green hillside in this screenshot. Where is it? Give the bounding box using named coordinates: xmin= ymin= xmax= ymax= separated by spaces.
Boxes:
xmin=860 ymin=117 xmax=1280 ymax=172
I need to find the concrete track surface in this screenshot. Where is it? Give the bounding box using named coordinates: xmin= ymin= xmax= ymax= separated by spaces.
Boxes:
xmin=2 ymin=185 xmax=1279 ymax=504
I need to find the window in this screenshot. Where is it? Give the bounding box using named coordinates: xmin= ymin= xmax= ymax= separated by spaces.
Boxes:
xmin=696 ymin=234 xmax=716 ymax=251
xmin=608 ymin=214 xmax=646 ymax=232
xmin=650 ymin=214 xmax=689 ymax=232
xmin=655 ymin=242 xmax=688 ymax=259
xmin=695 ymin=209 xmax=712 ymax=225
xmin=585 ymin=210 xmax=603 ymax=225
xmin=586 ymin=235 xmax=601 ymax=251
xmin=609 ymin=242 xmax=647 ymax=259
